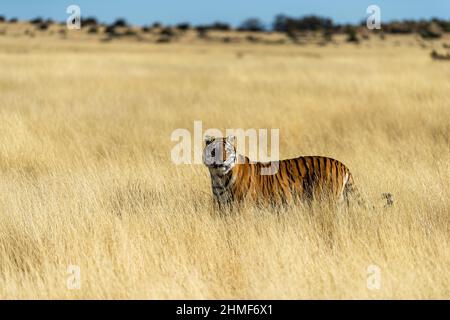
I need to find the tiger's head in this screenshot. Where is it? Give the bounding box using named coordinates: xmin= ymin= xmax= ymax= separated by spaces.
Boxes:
xmin=203 ymin=135 xmax=236 ymax=175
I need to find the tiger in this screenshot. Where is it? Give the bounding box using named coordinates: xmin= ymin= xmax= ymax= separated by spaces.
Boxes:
xmin=203 ymin=135 xmax=393 ymax=210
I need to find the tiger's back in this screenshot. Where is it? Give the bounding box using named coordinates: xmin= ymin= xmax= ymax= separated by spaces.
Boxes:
xmin=230 ymin=155 xmax=356 ymax=206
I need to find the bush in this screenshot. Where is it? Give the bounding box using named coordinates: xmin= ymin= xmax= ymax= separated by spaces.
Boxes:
xmin=9 ymin=18 xmax=18 ymax=23
xmin=196 ymin=25 xmax=207 ymax=32
xmin=160 ymin=27 xmax=175 ymax=37
xmin=82 ymin=17 xmax=98 ymax=26
xmin=384 ymin=20 xmax=414 ymax=34
xmin=273 ymin=14 xmax=334 ymax=33
xmin=0 ymin=16 xmax=5 ymax=22
xmin=344 ymin=26 xmax=359 ymax=43
xmin=238 ymin=18 xmax=265 ymax=32
xmin=104 ymin=25 xmax=117 ymax=35
xmin=286 ymin=30 xmax=299 ymax=42
xmin=36 ymin=22 xmax=49 ymax=31
xmin=195 ymin=22 xmax=231 ymax=32
xmin=210 ymin=22 xmax=231 ymax=31
xmin=30 ymin=17 xmax=43 ymax=25
xmin=273 ymin=14 xmax=288 ymax=32
xmin=113 ymin=18 xmax=127 ymax=28
xmin=419 ymin=22 xmax=442 ymax=39
xmin=432 ymin=18 xmax=450 ymax=33
xmin=176 ymin=23 xmax=190 ymax=31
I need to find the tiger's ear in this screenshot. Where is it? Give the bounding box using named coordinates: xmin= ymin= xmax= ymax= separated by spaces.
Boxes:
xmin=204 ymin=135 xmax=215 ymax=145
xmin=226 ymin=135 xmax=235 ymax=144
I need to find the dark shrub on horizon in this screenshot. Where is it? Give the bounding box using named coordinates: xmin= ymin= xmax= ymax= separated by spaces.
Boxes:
xmin=419 ymin=22 xmax=442 ymax=39
xmin=238 ymin=18 xmax=265 ymax=32
xmin=210 ymin=21 xmax=231 ymax=31
xmin=9 ymin=18 xmax=18 ymax=23
xmin=195 ymin=22 xmax=231 ymax=32
xmin=141 ymin=25 xmax=151 ymax=32
xmin=432 ymin=18 xmax=450 ymax=32
xmin=31 ymin=17 xmax=43 ymax=25
xmin=82 ymin=17 xmax=98 ymax=26
xmin=273 ymin=14 xmax=288 ymax=32
xmin=384 ymin=20 xmax=415 ymax=34
xmin=176 ymin=22 xmax=191 ymax=31
xmin=377 ymin=18 xmax=449 ymax=35
xmin=273 ymin=14 xmax=334 ymax=33
xmin=113 ymin=18 xmax=127 ymax=28
xmin=0 ymin=16 xmax=5 ymax=22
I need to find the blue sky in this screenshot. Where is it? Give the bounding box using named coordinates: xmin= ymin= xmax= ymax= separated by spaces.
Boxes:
xmin=1 ymin=0 xmax=449 ymax=26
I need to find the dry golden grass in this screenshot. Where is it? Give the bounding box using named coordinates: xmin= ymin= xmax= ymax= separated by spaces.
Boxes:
xmin=0 ymin=33 xmax=449 ymax=299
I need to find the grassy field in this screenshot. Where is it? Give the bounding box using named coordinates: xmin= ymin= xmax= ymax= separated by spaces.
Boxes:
xmin=0 ymin=32 xmax=449 ymax=299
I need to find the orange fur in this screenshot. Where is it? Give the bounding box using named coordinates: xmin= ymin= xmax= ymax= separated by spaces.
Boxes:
xmin=227 ymin=155 xmax=355 ymax=207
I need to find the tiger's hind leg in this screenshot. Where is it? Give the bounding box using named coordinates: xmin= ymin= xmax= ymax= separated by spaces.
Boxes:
xmin=342 ymin=173 xmax=370 ymax=209
xmin=343 ymin=175 xmax=394 ymax=210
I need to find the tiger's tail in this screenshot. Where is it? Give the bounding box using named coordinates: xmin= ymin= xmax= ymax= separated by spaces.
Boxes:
xmin=344 ymin=173 xmax=393 ymax=209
